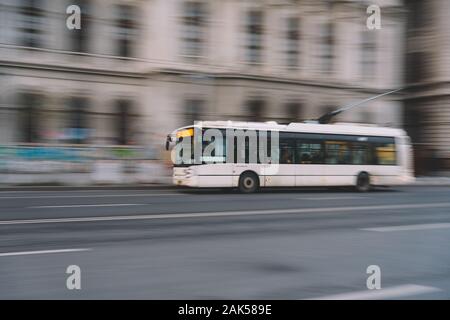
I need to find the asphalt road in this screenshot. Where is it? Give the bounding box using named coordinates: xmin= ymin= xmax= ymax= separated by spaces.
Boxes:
xmin=0 ymin=186 xmax=449 ymax=299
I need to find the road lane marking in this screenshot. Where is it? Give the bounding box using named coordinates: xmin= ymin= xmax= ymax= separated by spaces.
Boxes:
xmin=296 ymin=196 xmax=367 ymax=201
xmin=0 ymin=193 xmax=182 ymax=199
xmin=30 ymin=204 xmax=145 ymax=209
xmin=0 ymin=248 xmax=91 ymax=257
xmin=362 ymin=223 xmax=450 ymax=232
xmin=1 ymin=202 xmax=450 ymax=226
xmin=309 ymin=284 xmax=442 ymax=300
xmin=0 ymin=188 xmax=174 ymax=193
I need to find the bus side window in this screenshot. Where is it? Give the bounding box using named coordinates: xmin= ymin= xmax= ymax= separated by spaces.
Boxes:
xmin=325 ymin=141 xmax=351 ymax=164
xmin=375 ymin=142 xmax=396 ymax=165
xmin=297 ymin=141 xmax=323 ymax=164
xmin=279 ymin=135 xmax=295 ymax=164
xmin=351 ymin=143 xmax=370 ymax=165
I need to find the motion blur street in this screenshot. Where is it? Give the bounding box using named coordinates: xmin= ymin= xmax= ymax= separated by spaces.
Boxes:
xmin=0 ymin=186 xmax=449 ymax=299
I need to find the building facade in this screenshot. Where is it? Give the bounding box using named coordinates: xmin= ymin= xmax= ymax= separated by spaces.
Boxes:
xmin=0 ymin=0 xmax=405 ymax=151
xmin=403 ymin=0 xmax=450 ymax=174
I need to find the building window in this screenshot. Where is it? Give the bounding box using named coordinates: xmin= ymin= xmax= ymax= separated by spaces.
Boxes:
xmin=66 ymin=97 xmax=89 ymax=144
xmin=115 ymin=100 xmax=136 ymax=145
xmin=319 ymin=22 xmax=334 ymax=73
xmin=245 ymin=10 xmax=264 ymax=64
xmin=408 ymin=0 xmax=427 ymax=31
xmin=116 ymin=5 xmax=137 ymax=58
xmin=185 ymin=99 xmax=204 ymax=126
xmin=286 ymin=17 xmax=300 ymax=69
xmin=70 ymin=0 xmax=90 ymax=53
xmin=406 ymin=51 xmax=428 ymax=83
xmin=18 ymin=0 xmax=44 ymax=47
xmin=18 ymin=93 xmax=42 ymax=143
xmin=181 ymin=1 xmax=206 ymax=58
xmin=361 ymin=30 xmax=376 ymax=80
xmin=285 ymin=102 xmax=302 ymax=122
xmin=247 ymin=99 xmax=265 ymax=122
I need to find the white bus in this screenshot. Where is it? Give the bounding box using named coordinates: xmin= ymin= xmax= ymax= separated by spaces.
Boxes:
xmin=167 ymin=121 xmax=414 ymax=193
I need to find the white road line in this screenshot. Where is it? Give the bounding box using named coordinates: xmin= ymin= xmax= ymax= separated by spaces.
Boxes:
xmin=2 ymin=202 xmax=450 ymax=226
xmin=0 ymin=189 xmax=174 ymax=195
xmin=309 ymin=284 xmax=442 ymax=300
xmin=362 ymin=223 xmax=450 ymax=232
xmin=0 ymin=248 xmax=91 ymax=257
xmin=0 ymin=193 xmax=181 ymax=199
xmin=30 ymin=203 xmax=145 ymax=209
xmin=297 ymin=196 xmax=367 ymax=201
xmin=0 ymin=188 xmax=173 ymax=192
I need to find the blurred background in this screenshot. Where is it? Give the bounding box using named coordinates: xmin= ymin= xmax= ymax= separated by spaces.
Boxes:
xmin=0 ymin=0 xmax=449 ymax=185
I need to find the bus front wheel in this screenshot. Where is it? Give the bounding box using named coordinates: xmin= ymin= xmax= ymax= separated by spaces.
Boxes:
xmin=356 ymin=172 xmax=371 ymax=192
xmin=239 ymin=172 xmax=260 ymax=193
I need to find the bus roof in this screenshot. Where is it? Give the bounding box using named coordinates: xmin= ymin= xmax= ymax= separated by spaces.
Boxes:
xmin=189 ymin=121 xmax=407 ymax=137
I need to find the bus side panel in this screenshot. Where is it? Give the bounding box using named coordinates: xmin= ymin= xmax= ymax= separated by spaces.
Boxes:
xmin=296 ymin=165 xmax=402 ymax=187
xmin=296 ymin=165 xmax=328 ymax=186
xmin=195 ymin=164 xmax=233 ymax=187
xmin=322 ymin=165 xmax=358 ymax=186
xmin=262 ymin=164 xmax=295 ymax=187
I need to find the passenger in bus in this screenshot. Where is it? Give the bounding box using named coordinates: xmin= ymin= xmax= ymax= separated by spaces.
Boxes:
xmin=281 ymin=149 xmax=293 ymax=164
xmin=311 ymin=151 xmax=323 ymax=164
xmin=301 ymin=153 xmax=312 ymax=164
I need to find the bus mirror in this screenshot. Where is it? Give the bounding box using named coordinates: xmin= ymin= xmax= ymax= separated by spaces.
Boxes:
xmin=165 ymin=135 xmax=171 ymax=151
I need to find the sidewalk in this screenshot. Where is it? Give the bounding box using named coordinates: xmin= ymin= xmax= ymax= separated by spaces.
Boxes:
xmin=413 ymin=176 xmax=450 ymax=186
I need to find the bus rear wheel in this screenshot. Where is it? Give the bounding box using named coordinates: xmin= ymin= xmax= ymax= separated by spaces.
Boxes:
xmin=356 ymin=172 xmax=371 ymax=192
xmin=239 ymin=172 xmax=259 ymax=193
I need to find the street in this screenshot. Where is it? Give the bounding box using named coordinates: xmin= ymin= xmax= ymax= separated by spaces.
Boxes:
xmin=0 ymin=186 xmax=449 ymax=299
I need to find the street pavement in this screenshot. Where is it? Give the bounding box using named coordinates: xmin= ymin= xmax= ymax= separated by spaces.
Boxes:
xmin=0 ymin=186 xmax=449 ymax=299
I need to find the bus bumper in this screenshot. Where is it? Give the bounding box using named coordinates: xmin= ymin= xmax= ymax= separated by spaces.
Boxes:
xmin=173 ymin=177 xmax=198 ymax=187
xmin=173 ymin=167 xmax=198 ymax=187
